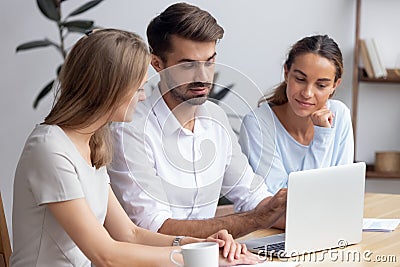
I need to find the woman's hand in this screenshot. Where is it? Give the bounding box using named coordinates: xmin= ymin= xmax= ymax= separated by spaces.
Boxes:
xmin=206 ymin=229 xmax=258 ymax=263
xmin=219 ymin=250 xmax=262 ymax=266
xmin=311 ymin=106 xmax=334 ymax=128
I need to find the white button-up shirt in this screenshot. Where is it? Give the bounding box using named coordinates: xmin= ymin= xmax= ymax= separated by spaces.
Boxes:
xmin=108 ymin=88 xmax=271 ymax=232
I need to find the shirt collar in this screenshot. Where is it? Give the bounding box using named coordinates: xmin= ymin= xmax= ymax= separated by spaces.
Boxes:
xmin=149 ymin=87 xmax=212 ymax=136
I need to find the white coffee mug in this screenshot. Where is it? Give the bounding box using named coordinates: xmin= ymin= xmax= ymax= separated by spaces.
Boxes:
xmin=170 ymin=241 xmax=219 ymax=267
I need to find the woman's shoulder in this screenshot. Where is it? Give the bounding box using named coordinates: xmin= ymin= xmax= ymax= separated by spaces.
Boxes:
xmin=328 ymin=99 xmax=350 ymax=113
xmin=242 ymin=102 xmax=277 ymax=133
xmin=25 ymin=124 xmax=72 ymax=155
xmin=16 ymin=124 xmax=77 ymax=179
xmin=244 ymin=102 xmax=274 ymax=121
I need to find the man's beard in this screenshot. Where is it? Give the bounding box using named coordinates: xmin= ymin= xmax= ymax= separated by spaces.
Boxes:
xmin=169 ymin=82 xmax=212 ymax=106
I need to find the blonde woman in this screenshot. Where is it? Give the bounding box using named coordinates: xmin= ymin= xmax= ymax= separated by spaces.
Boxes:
xmin=11 ymin=29 xmax=257 ymax=267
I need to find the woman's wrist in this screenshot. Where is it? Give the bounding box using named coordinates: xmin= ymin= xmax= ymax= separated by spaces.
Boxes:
xmin=172 ymin=236 xmax=185 ymax=246
xmin=177 ymin=236 xmax=204 ymax=246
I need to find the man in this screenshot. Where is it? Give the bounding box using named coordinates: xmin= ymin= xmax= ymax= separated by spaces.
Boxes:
xmin=108 ymin=2 xmax=286 ymax=239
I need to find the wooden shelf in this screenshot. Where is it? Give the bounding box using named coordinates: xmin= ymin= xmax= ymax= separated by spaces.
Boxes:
xmin=352 ymin=0 xmax=400 ymax=168
xmin=359 ymin=68 xmax=400 ymax=83
xmin=366 ymin=164 xmax=400 ymax=178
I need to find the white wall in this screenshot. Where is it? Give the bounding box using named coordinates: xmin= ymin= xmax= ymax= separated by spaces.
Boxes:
xmin=1 ymin=0 xmax=399 ymax=239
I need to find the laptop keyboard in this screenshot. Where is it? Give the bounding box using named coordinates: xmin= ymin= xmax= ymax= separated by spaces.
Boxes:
xmin=254 ymin=242 xmax=285 ymax=253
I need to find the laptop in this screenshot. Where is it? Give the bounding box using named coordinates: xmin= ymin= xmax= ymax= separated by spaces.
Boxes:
xmin=242 ymin=162 xmax=366 ymax=257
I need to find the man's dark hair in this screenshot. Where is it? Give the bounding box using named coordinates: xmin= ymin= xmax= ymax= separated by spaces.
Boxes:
xmin=147 ymin=2 xmax=224 ymax=61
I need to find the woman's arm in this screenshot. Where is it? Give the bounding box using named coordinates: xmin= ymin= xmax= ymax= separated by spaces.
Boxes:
xmin=334 ymin=106 xmax=354 ymax=165
xmin=239 ymin=111 xmax=289 ymax=194
xmin=47 ymin=191 xmax=178 ymax=267
xmin=104 ymin=186 xmax=179 ymax=246
xmin=306 ymin=102 xmax=354 ymax=167
xmin=48 ymin=187 xmax=256 ymax=266
xmin=104 ymin=187 xmax=254 ymax=262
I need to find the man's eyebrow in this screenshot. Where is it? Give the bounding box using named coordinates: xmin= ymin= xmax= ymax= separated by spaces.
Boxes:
xmin=177 ymin=52 xmax=217 ymax=63
xmin=293 ymin=69 xmax=332 ymax=82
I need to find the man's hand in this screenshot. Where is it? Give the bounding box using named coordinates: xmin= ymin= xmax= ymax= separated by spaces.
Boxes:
xmin=253 ymin=188 xmax=287 ymax=229
xmin=272 ymin=212 xmax=286 ymax=229
xmin=310 ymin=105 xmax=335 ymax=128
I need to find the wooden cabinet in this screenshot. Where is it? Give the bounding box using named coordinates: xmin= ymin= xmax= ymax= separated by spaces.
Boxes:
xmin=352 ymin=0 xmax=400 ymax=178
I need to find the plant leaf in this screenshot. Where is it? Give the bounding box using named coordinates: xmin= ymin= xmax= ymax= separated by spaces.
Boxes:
xmin=33 ymin=80 xmax=54 ymax=109
xmin=62 ymin=20 xmax=94 ymax=32
xmin=213 ymin=72 xmax=220 ymax=82
xmin=67 ymin=0 xmax=103 ymax=17
xmin=56 ymin=64 xmax=63 ymax=75
xmin=62 ymin=20 xmax=94 ymax=28
xmin=66 ymin=27 xmax=90 ymax=34
xmin=218 ymin=196 xmax=233 ymax=206
xmin=16 ymin=39 xmax=53 ymax=52
xmin=209 ymin=84 xmax=234 ymax=101
xmin=36 ymin=0 xmax=60 ymax=21
xmin=66 ymin=27 xmax=84 ymax=34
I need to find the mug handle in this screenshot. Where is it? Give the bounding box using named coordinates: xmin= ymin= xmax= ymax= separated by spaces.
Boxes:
xmin=170 ymin=249 xmax=184 ymax=267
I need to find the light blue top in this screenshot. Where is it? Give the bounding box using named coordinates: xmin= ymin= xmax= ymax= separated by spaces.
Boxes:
xmin=239 ymin=99 xmax=354 ymax=194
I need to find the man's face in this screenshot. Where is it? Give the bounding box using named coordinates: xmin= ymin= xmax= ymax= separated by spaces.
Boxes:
xmin=152 ymin=35 xmax=216 ymax=107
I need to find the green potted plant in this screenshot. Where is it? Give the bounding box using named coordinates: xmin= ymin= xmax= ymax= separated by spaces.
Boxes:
xmin=16 ymin=0 xmax=104 ymax=108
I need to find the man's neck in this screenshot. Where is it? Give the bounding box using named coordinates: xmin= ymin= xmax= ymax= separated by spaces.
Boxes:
xmin=161 ymin=90 xmax=197 ymax=132
xmin=170 ymin=100 xmax=197 ymax=132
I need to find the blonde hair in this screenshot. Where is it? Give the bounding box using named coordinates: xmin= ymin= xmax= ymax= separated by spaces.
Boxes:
xmin=45 ymin=29 xmax=150 ymax=168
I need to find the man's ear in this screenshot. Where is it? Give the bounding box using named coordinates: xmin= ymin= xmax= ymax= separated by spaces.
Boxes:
xmin=151 ymin=54 xmax=165 ymax=73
